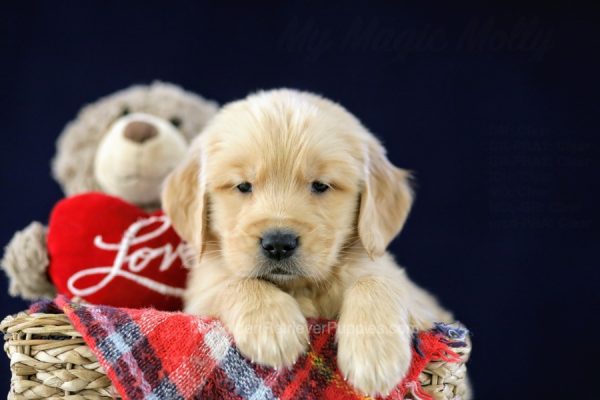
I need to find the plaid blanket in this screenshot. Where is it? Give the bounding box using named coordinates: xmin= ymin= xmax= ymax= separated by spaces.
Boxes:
xmin=35 ymin=297 xmax=467 ymax=400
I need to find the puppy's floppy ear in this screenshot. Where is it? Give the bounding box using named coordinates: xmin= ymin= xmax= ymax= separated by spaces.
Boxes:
xmin=358 ymin=139 xmax=414 ymax=258
xmin=162 ymin=150 xmax=208 ymax=257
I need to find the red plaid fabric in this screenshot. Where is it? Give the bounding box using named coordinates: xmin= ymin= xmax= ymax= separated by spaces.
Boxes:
xmin=47 ymin=296 xmax=465 ymax=400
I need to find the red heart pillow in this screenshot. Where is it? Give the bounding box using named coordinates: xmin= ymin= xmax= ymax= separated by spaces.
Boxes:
xmin=47 ymin=193 xmax=189 ymax=310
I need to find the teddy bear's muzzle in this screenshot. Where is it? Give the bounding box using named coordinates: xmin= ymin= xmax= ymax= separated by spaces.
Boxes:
xmin=123 ymin=121 xmax=159 ymax=144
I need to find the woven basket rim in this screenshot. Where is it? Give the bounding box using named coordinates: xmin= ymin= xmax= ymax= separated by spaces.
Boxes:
xmin=2 ymin=310 xmax=471 ymax=399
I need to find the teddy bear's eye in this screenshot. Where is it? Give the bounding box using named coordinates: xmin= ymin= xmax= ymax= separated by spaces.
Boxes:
xmin=120 ymin=107 xmax=130 ymax=117
xmin=169 ymin=117 xmax=182 ymax=128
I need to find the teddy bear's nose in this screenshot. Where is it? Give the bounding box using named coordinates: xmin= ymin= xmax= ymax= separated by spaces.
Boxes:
xmin=123 ymin=121 xmax=158 ymax=144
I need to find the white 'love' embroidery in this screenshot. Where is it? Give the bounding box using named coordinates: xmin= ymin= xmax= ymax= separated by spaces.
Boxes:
xmin=67 ymin=215 xmax=187 ymax=298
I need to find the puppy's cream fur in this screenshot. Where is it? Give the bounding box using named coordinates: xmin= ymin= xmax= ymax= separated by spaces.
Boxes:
xmin=163 ymin=89 xmax=452 ymax=396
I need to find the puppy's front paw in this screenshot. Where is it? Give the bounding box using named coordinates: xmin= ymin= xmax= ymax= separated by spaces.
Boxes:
xmin=227 ymin=291 xmax=309 ymax=369
xmin=337 ymin=320 xmax=412 ymax=397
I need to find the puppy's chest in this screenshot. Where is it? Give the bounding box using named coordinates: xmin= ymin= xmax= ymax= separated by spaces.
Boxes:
xmin=287 ymin=285 xmax=343 ymax=319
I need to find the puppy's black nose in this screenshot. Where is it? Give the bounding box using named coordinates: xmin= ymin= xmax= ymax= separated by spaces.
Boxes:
xmin=260 ymin=231 xmax=298 ymax=260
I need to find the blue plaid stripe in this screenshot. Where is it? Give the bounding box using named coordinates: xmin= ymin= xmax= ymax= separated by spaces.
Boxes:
xmin=97 ymin=320 xmax=143 ymax=363
xmin=221 ymin=347 xmax=276 ymax=400
xmin=147 ymin=377 xmax=184 ymax=400
xmin=74 ymin=304 xmax=112 ymax=343
xmin=75 ymin=305 xmax=185 ymax=399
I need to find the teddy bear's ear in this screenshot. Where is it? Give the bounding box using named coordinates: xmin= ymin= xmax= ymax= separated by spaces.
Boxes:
xmin=161 ymin=149 xmax=207 ymax=258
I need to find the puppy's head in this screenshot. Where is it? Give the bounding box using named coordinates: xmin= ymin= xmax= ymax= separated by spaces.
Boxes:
xmin=163 ymin=90 xmax=412 ymax=283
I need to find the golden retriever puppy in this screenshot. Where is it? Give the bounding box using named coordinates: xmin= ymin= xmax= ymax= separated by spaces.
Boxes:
xmin=162 ymin=89 xmax=452 ymax=396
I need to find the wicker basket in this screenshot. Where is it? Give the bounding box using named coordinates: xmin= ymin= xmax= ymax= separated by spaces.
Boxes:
xmin=2 ymin=311 xmax=471 ymax=400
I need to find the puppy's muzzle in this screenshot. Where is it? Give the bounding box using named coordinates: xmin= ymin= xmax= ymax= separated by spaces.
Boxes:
xmin=260 ymin=230 xmax=299 ymax=261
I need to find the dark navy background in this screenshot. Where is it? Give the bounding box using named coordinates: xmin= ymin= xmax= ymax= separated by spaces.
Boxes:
xmin=1 ymin=2 xmax=599 ymax=398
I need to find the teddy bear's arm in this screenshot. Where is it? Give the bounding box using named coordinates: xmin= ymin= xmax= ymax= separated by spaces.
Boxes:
xmin=1 ymin=221 xmax=55 ymax=300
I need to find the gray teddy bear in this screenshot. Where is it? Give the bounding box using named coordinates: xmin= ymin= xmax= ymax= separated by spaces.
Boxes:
xmin=1 ymin=81 xmax=217 ymax=300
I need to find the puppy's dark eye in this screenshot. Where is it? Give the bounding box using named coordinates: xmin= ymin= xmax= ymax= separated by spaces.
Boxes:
xmin=237 ymin=182 xmax=252 ymax=193
xmin=120 ymin=107 xmax=130 ymax=117
xmin=169 ymin=117 xmax=182 ymax=128
xmin=311 ymin=181 xmax=330 ymax=193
